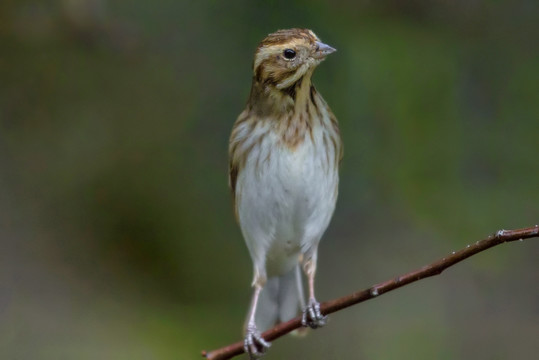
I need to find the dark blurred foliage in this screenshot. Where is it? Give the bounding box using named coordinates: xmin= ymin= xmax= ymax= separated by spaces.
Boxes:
xmin=1 ymin=1 xmax=538 ymax=359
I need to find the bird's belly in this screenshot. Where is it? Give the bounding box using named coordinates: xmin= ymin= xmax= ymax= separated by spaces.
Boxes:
xmin=237 ymin=140 xmax=338 ymax=277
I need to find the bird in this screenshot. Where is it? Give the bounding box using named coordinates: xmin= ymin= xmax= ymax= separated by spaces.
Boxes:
xmin=228 ymin=28 xmax=342 ymax=358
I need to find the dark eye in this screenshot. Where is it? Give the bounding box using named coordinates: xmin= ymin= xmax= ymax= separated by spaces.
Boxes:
xmin=283 ymin=49 xmax=296 ymax=59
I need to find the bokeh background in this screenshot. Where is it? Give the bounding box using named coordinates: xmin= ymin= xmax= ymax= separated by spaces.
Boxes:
xmin=1 ymin=1 xmax=538 ymax=359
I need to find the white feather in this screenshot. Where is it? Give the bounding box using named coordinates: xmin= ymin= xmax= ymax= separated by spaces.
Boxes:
xmin=236 ymin=115 xmax=338 ymax=284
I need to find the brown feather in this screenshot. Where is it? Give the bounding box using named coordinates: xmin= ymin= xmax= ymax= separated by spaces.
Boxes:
xmin=229 ymin=28 xmax=342 ymax=222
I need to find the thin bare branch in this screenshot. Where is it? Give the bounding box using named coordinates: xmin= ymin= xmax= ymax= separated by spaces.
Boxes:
xmin=202 ymin=225 xmax=539 ymax=360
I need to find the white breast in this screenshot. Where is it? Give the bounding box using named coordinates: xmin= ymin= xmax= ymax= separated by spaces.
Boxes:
xmin=236 ymin=126 xmax=338 ymax=278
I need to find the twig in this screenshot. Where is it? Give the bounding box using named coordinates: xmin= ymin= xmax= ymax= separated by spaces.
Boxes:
xmin=202 ymin=225 xmax=539 ymax=360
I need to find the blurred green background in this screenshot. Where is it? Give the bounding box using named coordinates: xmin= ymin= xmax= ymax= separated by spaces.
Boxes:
xmin=1 ymin=1 xmax=538 ymax=359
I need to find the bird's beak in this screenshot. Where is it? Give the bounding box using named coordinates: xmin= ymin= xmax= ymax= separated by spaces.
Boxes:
xmin=313 ymin=41 xmax=336 ymax=59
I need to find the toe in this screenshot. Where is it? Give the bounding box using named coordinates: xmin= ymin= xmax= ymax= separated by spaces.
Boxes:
xmin=244 ymin=326 xmax=271 ymax=359
xmin=302 ymin=301 xmax=327 ymax=329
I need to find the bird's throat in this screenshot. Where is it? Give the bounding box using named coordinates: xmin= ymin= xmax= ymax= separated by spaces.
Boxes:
xmin=249 ymin=73 xmax=314 ymax=118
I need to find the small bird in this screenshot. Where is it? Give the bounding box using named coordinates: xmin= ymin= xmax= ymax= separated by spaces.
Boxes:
xmin=229 ymin=28 xmax=342 ymax=358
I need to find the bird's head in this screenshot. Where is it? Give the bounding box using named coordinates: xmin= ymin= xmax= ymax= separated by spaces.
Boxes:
xmin=253 ymin=28 xmax=336 ymax=90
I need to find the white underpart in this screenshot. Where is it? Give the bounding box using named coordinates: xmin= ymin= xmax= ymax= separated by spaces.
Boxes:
xmin=235 ymin=101 xmax=338 ymax=285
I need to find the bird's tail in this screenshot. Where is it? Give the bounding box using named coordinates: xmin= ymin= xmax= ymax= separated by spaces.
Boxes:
xmin=254 ymin=265 xmax=305 ymax=332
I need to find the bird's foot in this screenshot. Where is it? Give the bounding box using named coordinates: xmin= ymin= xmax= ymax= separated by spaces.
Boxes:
xmin=302 ymin=299 xmax=327 ymax=329
xmin=244 ymin=324 xmax=270 ymax=359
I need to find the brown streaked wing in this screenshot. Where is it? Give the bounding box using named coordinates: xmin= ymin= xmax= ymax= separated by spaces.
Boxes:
xmin=328 ymin=111 xmax=344 ymax=165
xmin=228 ymin=157 xmax=240 ymax=221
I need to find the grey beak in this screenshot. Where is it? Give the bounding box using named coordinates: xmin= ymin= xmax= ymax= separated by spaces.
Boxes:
xmin=314 ymin=41 xmax=336 ymax=59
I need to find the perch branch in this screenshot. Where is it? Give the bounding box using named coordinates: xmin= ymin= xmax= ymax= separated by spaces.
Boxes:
xmin=202 ymin=225 xmax=539 ymax=360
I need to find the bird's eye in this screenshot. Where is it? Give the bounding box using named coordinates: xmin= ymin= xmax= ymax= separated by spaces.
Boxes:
xmin=283 ymin=49 xmax=296 ymax=60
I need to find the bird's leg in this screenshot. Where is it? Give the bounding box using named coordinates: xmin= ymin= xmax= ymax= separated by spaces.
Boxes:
xmin=295 ymin=264 xmax=306 ymax=310
xmin=244 ymin=282 xmax=270 ymax=359
xmin=301 ymin=249 xmax=327 ymax=329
